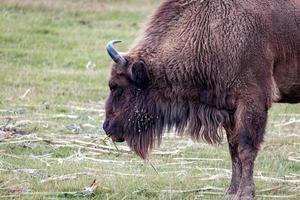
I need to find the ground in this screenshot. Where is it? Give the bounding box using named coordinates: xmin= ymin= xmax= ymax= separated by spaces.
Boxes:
xmin=0 ymin=0 xmax=299 ymax=199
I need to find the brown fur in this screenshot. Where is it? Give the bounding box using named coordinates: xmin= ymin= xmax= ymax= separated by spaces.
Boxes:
xmin=104 ymin=0 xmax=300 ymax=199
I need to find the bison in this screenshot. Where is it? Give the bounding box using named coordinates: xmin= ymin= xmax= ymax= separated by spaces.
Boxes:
xmin=103 ymin=0 xmax=300 ymax=199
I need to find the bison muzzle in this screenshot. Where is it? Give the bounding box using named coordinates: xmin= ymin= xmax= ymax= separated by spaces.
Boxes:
xmin=103 ymin=0 xmax=300 ymax=199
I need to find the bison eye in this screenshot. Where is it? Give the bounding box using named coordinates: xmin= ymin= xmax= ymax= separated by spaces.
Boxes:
xmin=109 ymin=82 xmax=123 ymax=97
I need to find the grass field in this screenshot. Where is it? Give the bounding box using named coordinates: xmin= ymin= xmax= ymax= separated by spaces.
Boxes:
xmin=0 ymin=0 xmax=300 ymax=199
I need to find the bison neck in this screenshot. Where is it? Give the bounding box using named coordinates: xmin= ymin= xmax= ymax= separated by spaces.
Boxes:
xmin=137 ymin=81 xmax=235 ymax=145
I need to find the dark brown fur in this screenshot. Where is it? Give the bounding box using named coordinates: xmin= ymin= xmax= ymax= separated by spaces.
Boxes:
xmin=104 ymin=0 xmax=300 ymax=199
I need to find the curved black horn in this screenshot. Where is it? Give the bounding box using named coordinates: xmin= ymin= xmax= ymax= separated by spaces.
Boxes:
xmin=106 ymin=40 xmax=127 ymax=67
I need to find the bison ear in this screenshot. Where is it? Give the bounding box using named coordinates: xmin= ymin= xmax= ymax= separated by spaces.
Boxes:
xmin=130 ymin=61 xmax=150 ymax=88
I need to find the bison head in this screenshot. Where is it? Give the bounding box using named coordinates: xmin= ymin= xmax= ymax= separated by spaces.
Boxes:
xmin=103 ymin=40 xmax=230 ymax=159
xmin=103 ymin=40 xmax=158 ymax=159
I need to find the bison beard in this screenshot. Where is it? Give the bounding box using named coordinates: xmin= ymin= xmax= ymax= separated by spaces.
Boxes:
xmin=124 ymin=92 xmax=233 ymax=159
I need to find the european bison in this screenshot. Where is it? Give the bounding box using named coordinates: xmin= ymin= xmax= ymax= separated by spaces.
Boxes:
xmin=103 ymin=0 xmax=300 ymax=199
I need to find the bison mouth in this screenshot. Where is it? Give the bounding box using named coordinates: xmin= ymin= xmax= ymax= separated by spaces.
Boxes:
xmin=103 ymin=120 xmax=125 ymax=143
xmin=110 ymin=134 xmax=125 ymax=143
xmin=102 ymin=120 xmax=154 ymax=160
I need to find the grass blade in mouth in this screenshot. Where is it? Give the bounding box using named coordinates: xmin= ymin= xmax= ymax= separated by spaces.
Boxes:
xmin=111 ymin=139 xmax=119 ymax=152
xmin=100 ymin=136 xmax=110 ymax=145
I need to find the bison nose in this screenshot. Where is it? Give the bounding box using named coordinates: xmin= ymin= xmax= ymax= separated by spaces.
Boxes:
xmin=103 ymin=120 xmax=110 ymax=134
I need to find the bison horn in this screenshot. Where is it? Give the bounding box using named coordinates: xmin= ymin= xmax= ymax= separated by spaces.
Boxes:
xmin=106 ymin=40 xmax=127 ymax=68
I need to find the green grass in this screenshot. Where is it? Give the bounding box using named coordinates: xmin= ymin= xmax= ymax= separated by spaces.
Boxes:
xmin=0 ymin=0 xmax=300 ymax=199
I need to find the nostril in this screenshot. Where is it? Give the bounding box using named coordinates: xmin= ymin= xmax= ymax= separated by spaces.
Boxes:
xmin=103 ymin=120 xmax=110 ymax=132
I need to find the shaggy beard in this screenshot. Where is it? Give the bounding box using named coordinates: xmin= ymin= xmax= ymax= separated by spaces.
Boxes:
xmin=123 ymin=100 xmax=233 ymax=160
xmin=124 ymin=110 xmax=161 ymax=160
xmin=125 ymin=129 xmax=160 ymax=160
